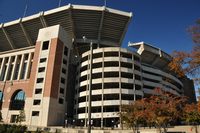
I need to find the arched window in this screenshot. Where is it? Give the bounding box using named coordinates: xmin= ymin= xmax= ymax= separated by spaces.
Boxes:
xmin=9 ymin=90 xmax=26 ymax=110
xmin=0 ymin=91 xmax=3 ymax=109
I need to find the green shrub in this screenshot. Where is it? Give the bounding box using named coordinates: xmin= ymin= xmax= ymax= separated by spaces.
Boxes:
xmin=0 ymin=124 xmax=27 ymax=133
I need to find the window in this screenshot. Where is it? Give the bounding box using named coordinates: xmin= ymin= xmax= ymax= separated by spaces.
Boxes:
xmin=135 ymin=75 xmax=141 ymax=80
xmin=64 ymin=46 xmax=68 ymax=56
xmin=121 ymin=62 xmax=132 ymax=69
xmin=134 ymin=65 xmax=141 ymax=71
xmin=13 ymin=63 xmax=20 ymax=80
xmin=42 ymin=41 xmax=49 ymax=50
xmin=7 ymin=65 xmax=13 ymax=80
xmin=11 ymin=56 xmax=15 ymax=63
xmin=121 ymin=72 xmax=133 ymax=79
xmin=104 ymin=52 xmax=118 ymax=57
xmin=135 ymin=85 xmax=141 ymax=90
xmin=121 ymin=83 xmax=133 ymax=89
xmin=37 ymin=78 xmax=44 ymax=83
xmin=134 ymin=56 xmax=140 ymax=61
xmin=40 ymin=58 xmax=47 ymax=63
xmin=92 ymin=73 xmax=102 ymax=79
xmin=9 ymin=90 xmax=26 ymax=110
xmin=20 ymin=62 xmax=27 ymax=79
xmin=33 ymin=100 xmax=41 ymax=105
xmin=104 ymin=83 xmax=119 ymax=89
xmin=81 ymin=56 xmax=88 ymax=63
xmin=121 ymin=94 xmax=134 ymax=100
xmin=104 ymin=61 xmax=119 ymax=67
xmin=32 ymin=111 xmax=39 ymax=116
xmin=63 ymin=59 xmax=67 ymax=65
xmin=59 ymin=98 xmax=64 ymax=104
xmin=93 ymin=52 xmax=102 ymax=59
xmin=0 ymin=66 xmax=7 ymax=81
xmin=27 ymin=61 xmax=32 ymax=79
xmin=62 ymin=68 xmax=66 ymax=74
xmin=61 ymin=78 xmax=65 ymax=84
xmin=92 ymin=62 xmax=102 ymax=69
xmin=35 ymin=89 xmax=42 ymax=94
xmin=121 ymin=52 xmax=132 ymax=59
xmin=38 ymin=67 xmax=45 ymax=73
xmin=24 ymin=54 xmax=29 ymax=60
xmin=60 ymin=88 xmax=64 ymax=94
xmin=104 ymin=72 xmax=119 ymax=78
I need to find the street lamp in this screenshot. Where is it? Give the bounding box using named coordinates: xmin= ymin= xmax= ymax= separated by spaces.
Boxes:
xmin=82 ymin=36 xmax=93 ymax=133
xmin=65 ymin=113 xmax=67 ymax=128
xmin=111 ymin=120 xmax=114 ymax=129
xmin=73 ymin=119 xmax=75 ymax=128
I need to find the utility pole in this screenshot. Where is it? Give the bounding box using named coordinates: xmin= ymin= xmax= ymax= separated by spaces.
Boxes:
xmin=87 ymin=41 xmax=93 ymax=133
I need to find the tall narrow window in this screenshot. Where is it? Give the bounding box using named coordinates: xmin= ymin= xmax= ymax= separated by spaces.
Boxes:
xmin=42 ymin=41 xmax=49 ymax=50
xmin=14 ymin=63 xmax=20 ymax=80
xmin=20 ymin=62 xmax=27 ymax=79
xmin=64 ymin=46 xmax=68 ymax=56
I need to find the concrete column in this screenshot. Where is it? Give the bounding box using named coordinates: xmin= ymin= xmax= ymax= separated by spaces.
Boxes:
xmin=4 ymin=56 xmax=12 ymax=81
xmin=119 ymin=49 xmax=122 ymax=129
xmin=133 ymin=54 xmax=136 ymax=101
xmin=101 ymin=49 xmax=104 ymax=129
xmin=0 ymin=58 xmax=6 ymax=79
xmin=17 ymin=54 xmax=25 ymax=80
xmin=25 ymin=53 xmax=32 ymax=79
xmin=11 ymin=55 xmax=18 ymax=80
xmin=84 ymin=55 xmax=90 ymax=127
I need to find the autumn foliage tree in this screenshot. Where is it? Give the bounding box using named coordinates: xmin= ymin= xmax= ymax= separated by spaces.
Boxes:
xmin=143 ymin=91 xmax=186 ymax=133
xmin=120 ymin=89 xmax=186 ymax=133
xmin=182 ymin=103 xmax=200 ymax=133
xmin=183 ymin=103 xmax=200 ymax=124
xmin=169 ymin=18 xmax=200 ymax=108
xmin=120 ymin=99 xmax=146 ymax=133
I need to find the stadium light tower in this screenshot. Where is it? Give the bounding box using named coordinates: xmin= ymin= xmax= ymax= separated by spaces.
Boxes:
xmin=82 ymin=36 xmax=93 ymax=133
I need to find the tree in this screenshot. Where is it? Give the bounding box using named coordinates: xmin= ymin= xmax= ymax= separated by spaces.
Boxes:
xmin=144 ymin=91 xmax=186 ymax=133
xmin=188 ymin=19 xmax=200 ymax=44
xmin=120 ymin=89 xmax=186 ymax=133
xmin=17 ymin=109 xmax=26 ymax=124
xmin=120 ymin=99 xmax=147 ymax=133
xmin=183 ymin=103 xmax=200 ymax=124
xmin=169 ymin=18 xmax=200 ymax=106
xmin=183 ymin=103 xmax=200 ymax=133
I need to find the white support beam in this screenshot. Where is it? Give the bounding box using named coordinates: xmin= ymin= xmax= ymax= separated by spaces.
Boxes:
xmin=24 ymin=53 xmax=32 ymax=79
xmin=11 ymin=55 xmax=18 ymax=80
xmin=4 ymin=56 xmax=11 ymax=81
xmin=17 ymin=54 xmax=25 ymax=80
xmin=39 ymin=12 xmax=48 ymax=28
xmin=1 ymin=24 xmax=15 ymax=49
xmin=119 ymin=13 xmax=132 ymax=45
xmin=19 ymin=18 xmax=33 ymax=46
xmin=97 ymin=7 xmax=105 ymax=47
xmin=0 ymin=58 xmax=5 ymax=79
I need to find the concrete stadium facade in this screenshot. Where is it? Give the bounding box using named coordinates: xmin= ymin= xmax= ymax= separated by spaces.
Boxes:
xmin=0 ymin=4 xmax=196 ymax=128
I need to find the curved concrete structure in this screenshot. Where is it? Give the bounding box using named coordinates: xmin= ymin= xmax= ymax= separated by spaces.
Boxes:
xmin=75 ymin=47 xmax=184 ymax=127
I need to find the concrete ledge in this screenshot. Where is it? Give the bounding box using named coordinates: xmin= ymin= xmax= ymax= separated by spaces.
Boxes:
xmin=27 ymin=125 xmax=200 ymax=133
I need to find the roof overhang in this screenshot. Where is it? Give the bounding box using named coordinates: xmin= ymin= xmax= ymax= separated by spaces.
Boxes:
xmin=128 ymin=42 xmax=172 ymax=69
xmin=0 ymin=4 xmax=132 ymax=52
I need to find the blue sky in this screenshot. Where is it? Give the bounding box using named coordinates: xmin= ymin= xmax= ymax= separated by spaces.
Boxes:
xmin=0 ymin=0 xmax=200 ymax=54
